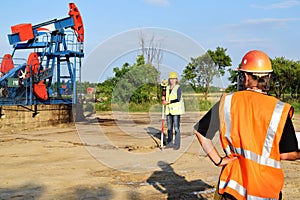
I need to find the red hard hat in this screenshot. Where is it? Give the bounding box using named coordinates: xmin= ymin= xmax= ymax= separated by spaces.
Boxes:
xmin=239 ymin=50 xmax=273 ymax=76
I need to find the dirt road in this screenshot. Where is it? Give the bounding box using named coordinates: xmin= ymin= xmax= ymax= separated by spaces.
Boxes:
xmin=0 ymin=112 xmax=299 ymax=199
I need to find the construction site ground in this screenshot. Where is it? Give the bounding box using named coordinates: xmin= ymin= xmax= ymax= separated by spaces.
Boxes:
xmin=0 ymin=111 xmax=299 ymax=200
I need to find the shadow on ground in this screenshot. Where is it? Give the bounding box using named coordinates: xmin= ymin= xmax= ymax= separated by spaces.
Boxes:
xmin=146 ymin=161 xmax=215 ymax=200
xmin=60 ymin=185 xmax=114 ymax=200
xmin=0 ymin=183 xmax=115 ymax=200
xmin=145 ymin=126 xmax=167 ymax=147
xmin=0 ymin=183 xmax=44 ymax=200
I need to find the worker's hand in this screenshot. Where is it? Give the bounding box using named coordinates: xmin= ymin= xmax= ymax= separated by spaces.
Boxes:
xmin=217 ymin=156 xmax=237 ymax=167
xmin=280 ymin=151 xmax=300 ymax=161
xmin=162 ymin=100 xmax=169 ymax=105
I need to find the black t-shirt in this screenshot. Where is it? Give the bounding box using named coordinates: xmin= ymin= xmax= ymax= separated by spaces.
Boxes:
xmin=194 ymin=101 xmax=299 ymax=153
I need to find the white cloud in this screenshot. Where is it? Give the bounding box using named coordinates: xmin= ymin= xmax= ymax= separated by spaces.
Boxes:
xmin=244 ymin=18 xmax=300 ymax=25
xmin=144 ymin=0 xmax=170 ymax=7
xmin=251 ymin=0 xmax=300 ymax=9
xmin=220 ymin=18 xmax=299 ymax=31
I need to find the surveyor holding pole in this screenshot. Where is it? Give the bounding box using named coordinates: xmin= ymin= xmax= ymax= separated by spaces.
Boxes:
xmin=193 ymin=50 xmax=300 ymax=199
xmin=162 ymin=71 xmax=185 ymax=150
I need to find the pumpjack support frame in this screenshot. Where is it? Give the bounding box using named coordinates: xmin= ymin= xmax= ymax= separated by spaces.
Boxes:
xmin=0 ymin=3 xmax=84 ymax=107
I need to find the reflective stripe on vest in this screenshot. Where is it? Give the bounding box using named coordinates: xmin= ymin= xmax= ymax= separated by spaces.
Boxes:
xmin=222 ymin=93 xmax=284 ymax=168
xmin=219 ymin=180 xmax=278 ymax=200
xmin=219 ymin=91 xmax=291 ymax=199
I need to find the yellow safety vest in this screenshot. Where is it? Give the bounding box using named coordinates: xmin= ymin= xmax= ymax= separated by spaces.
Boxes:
xmin=218 ymin=90 xmax=292 ymax=199
xmin=165 ymin=84 xmax=185 ymax=115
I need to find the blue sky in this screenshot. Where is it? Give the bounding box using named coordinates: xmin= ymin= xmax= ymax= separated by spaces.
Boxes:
xmin=0 ymin=0 xmax=299 ymax=86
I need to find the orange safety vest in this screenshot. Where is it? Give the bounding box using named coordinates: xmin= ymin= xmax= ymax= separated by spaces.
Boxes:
xmin=218 ymin=90 xmax=292 ymax=199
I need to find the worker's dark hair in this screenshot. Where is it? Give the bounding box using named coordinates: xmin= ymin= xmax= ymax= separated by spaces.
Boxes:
xmin=246 ymin=72 xmax=271 ymax=92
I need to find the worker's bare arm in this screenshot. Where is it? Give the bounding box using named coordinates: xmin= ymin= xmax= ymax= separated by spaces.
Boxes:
xmin=194 ymin=129 xmax=236 ymax=166
xmin=280 ymin=151 xmax=300 ymax=161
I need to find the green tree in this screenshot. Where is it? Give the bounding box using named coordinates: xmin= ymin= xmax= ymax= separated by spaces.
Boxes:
xmin=112 ymin=55 xmax=159 ymax=104
xmin=95 ymin=62 xmax=131 ymax=104
xmin=289 ymin=60 xmax=300 ymax=100
xmin=96 ymin=55 xmax=159 ymax=111
xmin=270 ymin=57 xmax=297 ymax=99
xmin=225 ymin=68 xmax=239 ymax=93
xmin=96 ymin=78 xmax=115 ymax=101
xmin=183 ymin=47 xmax=231 ymax=99
xmin=208 ymin=47 xmax=232 ymax=76
xmin=96 ymin=55 xmax=158 ymax=110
